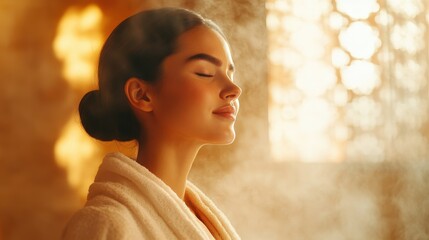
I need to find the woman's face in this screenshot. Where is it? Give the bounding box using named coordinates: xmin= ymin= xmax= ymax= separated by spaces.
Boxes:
xmin=151 ymin=25 xmax=242 ymax=145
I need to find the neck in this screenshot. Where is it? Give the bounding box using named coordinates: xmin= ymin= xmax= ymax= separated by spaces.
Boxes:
xmin=136 ymin=136 xmax=202 ymax=199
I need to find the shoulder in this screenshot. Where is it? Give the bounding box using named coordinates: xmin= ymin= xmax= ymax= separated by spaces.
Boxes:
xmin=62 ymin=198 xmax=134 ymax=240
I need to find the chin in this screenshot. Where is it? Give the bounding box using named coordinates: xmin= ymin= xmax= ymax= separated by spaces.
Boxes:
xmin=211 ymin=132 xmax=236 ymax=145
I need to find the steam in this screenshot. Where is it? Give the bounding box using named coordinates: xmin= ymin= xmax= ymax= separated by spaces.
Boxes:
xmin=1 ymin=0 xmax=428 ymax=239
xmin=193 ymin=160 xmax=429 ymax=239
xmin=183 ymin=1 xmax=429 ymax=240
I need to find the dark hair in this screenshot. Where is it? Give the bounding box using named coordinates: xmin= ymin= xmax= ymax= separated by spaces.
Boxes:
xmin=79 ymin=7 xmax=224 ymax=141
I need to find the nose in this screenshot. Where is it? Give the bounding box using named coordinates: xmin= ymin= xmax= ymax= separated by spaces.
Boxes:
xmin=220 ymin=80 xmax=242 ymax=100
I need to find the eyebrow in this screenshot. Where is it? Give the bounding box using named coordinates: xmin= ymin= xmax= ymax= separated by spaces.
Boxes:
xmin=185 ymin=53 xmax=235 ymax=72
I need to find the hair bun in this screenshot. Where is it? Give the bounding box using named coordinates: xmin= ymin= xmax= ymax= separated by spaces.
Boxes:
xmin=79 ymin=90 xmax=115 ymax=141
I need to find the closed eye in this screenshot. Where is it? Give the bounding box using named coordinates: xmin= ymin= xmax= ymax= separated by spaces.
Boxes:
xmin=195 ymin=73 xmax=214 ymax=78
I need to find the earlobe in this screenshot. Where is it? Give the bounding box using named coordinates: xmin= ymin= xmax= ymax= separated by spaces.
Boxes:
xmin=124 ymin=77 xmax=153 ymax=112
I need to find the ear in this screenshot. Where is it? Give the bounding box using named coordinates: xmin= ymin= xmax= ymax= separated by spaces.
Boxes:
xmin=124 ymin=77 xmax=154 ymax=112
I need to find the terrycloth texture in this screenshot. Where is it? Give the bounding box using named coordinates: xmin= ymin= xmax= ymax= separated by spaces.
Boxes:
xmin=62 ymin=152 xmax=240 ymax=240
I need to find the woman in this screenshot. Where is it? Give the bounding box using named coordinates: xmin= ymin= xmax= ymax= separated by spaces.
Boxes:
xmin=62 ymin=7 xmax=242 ymax=240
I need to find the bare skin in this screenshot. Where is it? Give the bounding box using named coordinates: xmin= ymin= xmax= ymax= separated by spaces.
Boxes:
xmin=124 ymin=25 xmax=242 ymax=200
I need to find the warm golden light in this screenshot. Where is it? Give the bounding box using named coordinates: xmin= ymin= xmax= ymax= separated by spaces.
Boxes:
xmin=54 ymin=115 xmax=101 ymax=197
xmin=332 ymin=85 xmax=349 ymax=106
xmin=387 ymin=0 xmax=423 ymax=18
xmin=394 ymin=96 xmax=428 ymax=128
xmin=339 ymin=21 xmax=381 ymax=59
xmin=336 ymin=0 xmax=380 ymax=20
xmin=53 ymin=5 xmax=104 ymax=197
xmin=53 ymin=4 xmax=103 ymax=88
xmin=394 ymin=60 xmax=425 ymax=92
xmin=375 ymin=10 xmax=393 ymax=26
xmin=266 ymin=12 xmax=281 ymax=31
xmin=269 ymin=47 xmax=304 ymax=69
xmin=290 ymin=23 xmax=328 ymax=59
xmin=345 ymin=96 xmax=382 ymax=131
xmin=340 ymin=60 xmax=380 ymax=95
xmin=331 ymin=47 xmax=350 ymax=68
xmin=267 ymin=0 xmax=429 ymax=162
xmin=297 ymin=98 xmax=336 ymax=134
xmin=294 ymin=61 xmax=336 ymax=96
xmin=390 ymin=21 xmax=424 ymax=54
xmin=328 ymin=12 xmax=348 ymax=30
xmin=291 ymin=0 xmax=331 ymax=21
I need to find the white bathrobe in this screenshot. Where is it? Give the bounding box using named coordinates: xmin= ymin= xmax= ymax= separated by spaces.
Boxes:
xmin=62 ymin=152 xmax=240 ymax=240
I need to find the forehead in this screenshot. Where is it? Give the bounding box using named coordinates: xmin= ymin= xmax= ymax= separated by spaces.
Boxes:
xmin=173 ymin=25 xmax=233 ymax=64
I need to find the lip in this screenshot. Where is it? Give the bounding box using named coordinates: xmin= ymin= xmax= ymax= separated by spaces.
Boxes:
xmin=212 ymin=105 xmax=237 ymax=120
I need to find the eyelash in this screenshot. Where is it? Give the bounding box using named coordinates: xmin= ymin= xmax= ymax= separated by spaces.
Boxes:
xmin=195 ymin=73 xmax=214 ymax=78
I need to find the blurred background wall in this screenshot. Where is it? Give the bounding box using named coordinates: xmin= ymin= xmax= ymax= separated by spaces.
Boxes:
xmin=0 ymin=0 xmax=428 ymax=240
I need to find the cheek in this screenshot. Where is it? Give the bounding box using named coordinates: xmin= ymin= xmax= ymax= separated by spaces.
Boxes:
xmin=170 ymin=83 xmax=208 ymax=108
xmin=157 ymin=80 xmax=214 ymax=124
xmin=177 ymin=85 xmax=207 ymax=106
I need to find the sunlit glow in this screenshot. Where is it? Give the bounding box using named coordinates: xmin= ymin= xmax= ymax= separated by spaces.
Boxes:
xmin=297 ymin=135 xmax=333 ymax=162
xmin=266 ymin=12 xmax=281 ymax=30
xmin=390 ymin=21 xmax=425 ymax=54
xmin=53 ymin=4 xmax=103 ymax=88
xmin=331 ymin=47 xmax=350 ymax=68
xmin=267 ymin=0 xmax=428 ymax=162
xmin=378 ymin=87 xmax=397 ymax=103
xmin=339 ymin=21 xmax=381 ymax=59
xmin=270 ymin=86 xmax=302 ymax=106
xmin=334 ymin=124 xmax=350 ymax=141
xmin=332 ymin=85 xmax=349 ymax=106
xmin=336 ymin=0 xmax=380 ymax=20
xmin=345 ymin=96 xmax=382 ymax=131
xmin=375 ymin=10 xmax=393 ymax=26
xmin=298 ymin=98 xmax=336 ymax=134
xmin=294 ymin=61 xmax=336 ymax=96
xmin=269 ymin=47 xmax=304 ymax=69
xmin=328 ymin=12 xmax=348 ymax=30
xmin=266 ymin=0 xmax=290 ymax=13
xmin=55 ymin=115 xmax=101 ymax=197
xmin=341 ymin=60 xmax=380 ymax=95
xmin=291 ymin=0 xmax=331 ymax=21
xmin=387 ymin=0 xmax=424 ymax=18
xmin=54 ymin=5 xmax=104 ymax=197
xmin=290 ymin=23 xmax=328 ymax=58
xmin=395 ymin=96 xmax=428 ymax=129
xmin=394 ymin=60 xmax=425 ymax=92
xmin=281 ymin=15 xmax=304 ymax=33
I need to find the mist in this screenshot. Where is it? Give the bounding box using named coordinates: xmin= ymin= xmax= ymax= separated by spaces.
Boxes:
xmin=1 ymin=0 xmax=428 ymax=239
